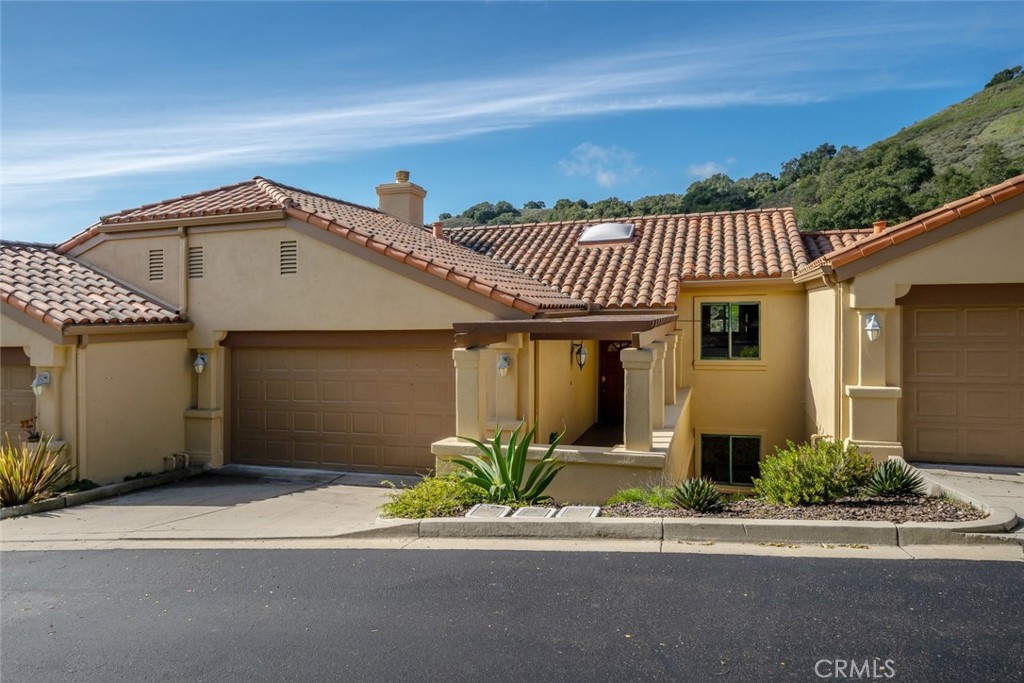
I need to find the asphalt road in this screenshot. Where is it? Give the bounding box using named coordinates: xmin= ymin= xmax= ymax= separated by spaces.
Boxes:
xmin=2 ymin=549 xmax=1021 ymax=682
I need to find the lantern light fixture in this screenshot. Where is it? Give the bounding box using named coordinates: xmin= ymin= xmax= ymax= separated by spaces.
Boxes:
xmin=496 ymin=353 xmax=511 ymax=378
xmin=570 ymin=342 xmax=588 ymax=370
xmin=193 ymin=353 xmax=209 ymax=375
xmin=30 ymin=371 xmax=51 ymax=397
xmin=864 ymin=314 xmax=881 ymax=343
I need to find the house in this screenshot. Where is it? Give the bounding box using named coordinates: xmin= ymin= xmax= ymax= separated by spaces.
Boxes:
xmin=2 ymin=171 xmax=1021 ymax=502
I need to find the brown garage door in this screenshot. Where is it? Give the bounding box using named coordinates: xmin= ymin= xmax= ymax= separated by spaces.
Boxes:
xmin=230 ymin=346 xmax=455 ymax=474
xmin=903 ymin=303 xmax=1024 ymax=465
xmin=1 ymin=348 xmax=35 ymax=441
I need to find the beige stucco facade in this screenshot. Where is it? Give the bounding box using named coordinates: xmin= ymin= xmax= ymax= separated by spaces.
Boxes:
xmin=1 ymin=311 xmax=191 ymax=484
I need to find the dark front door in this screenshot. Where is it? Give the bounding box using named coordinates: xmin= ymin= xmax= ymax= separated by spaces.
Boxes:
xmin=598 ymin=341 xmax=628 ymax=424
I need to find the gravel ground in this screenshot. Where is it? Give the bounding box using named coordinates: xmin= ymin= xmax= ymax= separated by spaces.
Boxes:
xmin=603 ymin=495 xmax=986 ymax=524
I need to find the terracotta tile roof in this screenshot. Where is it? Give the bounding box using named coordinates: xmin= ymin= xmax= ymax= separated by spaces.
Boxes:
xmin=1 ymin=242 xmax=183 ymax=332
xmin=447 ymin=210 xmax=869 ymax=309
xmin=799 ymin=174 xmax=1024 ymax=278
xmin=58 ymin=178 xmax=585 ymax=315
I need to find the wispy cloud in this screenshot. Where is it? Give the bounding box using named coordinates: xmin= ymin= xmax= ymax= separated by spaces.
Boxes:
xmin=687 ymin=158 xmax=736 ymax=180
xmin=0 ymin=16 xmax=974 ymax=197
xmin=559 ymin=143 xmax=641 ymax=188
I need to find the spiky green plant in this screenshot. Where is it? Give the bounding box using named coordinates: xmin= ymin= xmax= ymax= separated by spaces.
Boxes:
xmin=452 ymin=422 xmax=565 ymax=504
xmin=863 ymin=460 xmax=926 ymax=497
xmin=671 ymin=477 xmax=726 ymax=513
xmin=0 ymin=435 xmax=75 ymax=507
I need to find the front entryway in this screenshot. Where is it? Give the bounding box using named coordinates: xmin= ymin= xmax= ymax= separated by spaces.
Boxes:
xmin=598 ymin=340 xmax=628 ymax=424
xmin=1 ymin=348 xmax=35 ymax=440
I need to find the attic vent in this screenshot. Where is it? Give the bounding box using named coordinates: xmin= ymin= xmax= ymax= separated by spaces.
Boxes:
xmin=148 ymin=249 xmax=165 ymax=281
xmin=188 ymin=246 xmax=204 ymax=279
xmin=577 ymin=222 xmax=636 ymax=247
xmin=279 ymin=240 xmax=298 ymax=275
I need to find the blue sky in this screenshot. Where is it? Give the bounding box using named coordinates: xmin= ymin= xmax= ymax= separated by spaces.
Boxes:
xmin=2 ymin=1 xmax=1022 ymax=243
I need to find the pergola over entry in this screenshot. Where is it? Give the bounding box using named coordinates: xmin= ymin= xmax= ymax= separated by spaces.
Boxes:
xmin=451 ymin=312 xmax=679 ymax=452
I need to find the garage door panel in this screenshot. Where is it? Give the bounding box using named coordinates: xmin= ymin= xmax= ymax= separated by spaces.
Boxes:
xmin=904 ymin=303 xmax=1023 ymax=466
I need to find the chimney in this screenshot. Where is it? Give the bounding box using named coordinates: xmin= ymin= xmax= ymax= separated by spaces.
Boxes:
xmin=872 ymin=220 xmax=887 ymax=235
xmin=431 ymin=221 xmax=445 ymax=239
xmin=376 ymin=170 xmax=427 ymax=225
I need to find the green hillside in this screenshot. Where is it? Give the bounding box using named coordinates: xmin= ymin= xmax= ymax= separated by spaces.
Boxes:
xmin=440 ymin=69 xmax=1024 ymax=231
xmin=884 ymin=75 xmax=1024 ymax=169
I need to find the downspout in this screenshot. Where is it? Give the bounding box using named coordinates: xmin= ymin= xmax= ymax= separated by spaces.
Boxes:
xmin=532 ymin=339 xmax=540 ymax=444
xmin=835 ymin=277 xmax=844 ymax=444
xmin=178 ymin=227 xmax=188 ymax=316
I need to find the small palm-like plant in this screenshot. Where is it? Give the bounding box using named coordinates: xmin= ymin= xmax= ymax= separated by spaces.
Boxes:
xmin=452 ymin=422 xmax=565 ymax=505
xmin=863 ymin=460 xmax=926 ymax=497
xmin=671 ymin=477 xmax=726 ymax=513
xmin=0 ymin=435 xmax=75 ymax=507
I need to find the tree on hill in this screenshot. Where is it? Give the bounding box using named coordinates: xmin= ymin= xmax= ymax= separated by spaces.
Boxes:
xmin=985 ymin=65 xmax=1022 ymax=89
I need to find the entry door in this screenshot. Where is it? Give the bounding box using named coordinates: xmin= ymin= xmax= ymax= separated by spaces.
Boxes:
xmin=598 ymin=341 xmax=628 ymax=424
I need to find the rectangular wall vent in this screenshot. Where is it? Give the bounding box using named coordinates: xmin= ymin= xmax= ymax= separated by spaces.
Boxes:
xmin=148 ymin=249 xmax=164 ymax=281
xmin=188 ymin=246 xmax=204 ymax=279
xmin=280 ymin=240 xmax=298 ymax=275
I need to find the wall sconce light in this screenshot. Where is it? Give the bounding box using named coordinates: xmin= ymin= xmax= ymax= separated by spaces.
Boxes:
xmin=570 ymin=342 xmax=588 ymax=370
xmin=30 ymin=371 xmax=51 ymax=397
xmin=864 ymin=314 xmax=881 ymax=343
xmin=496 ymin=353 xmax=511 ymax=378
xmin=193 ymin=352 xmax=209 ymax=375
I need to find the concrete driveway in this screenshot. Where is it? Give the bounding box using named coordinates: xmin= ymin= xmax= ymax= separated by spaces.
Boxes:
xmin=0 ymin=467 xmax=417 ymax=544
xmin=916 ymin=462 xmax=1024 ymax=543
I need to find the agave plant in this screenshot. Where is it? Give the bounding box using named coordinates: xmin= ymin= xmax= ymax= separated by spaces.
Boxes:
xmin=452 ymin=422 xmax=565 ymax=505
xmin=0 ymin=435 xmax=75 ymax=507
xmin=671 ymin=477 xmax=726 ymax=513
xmin=863 ymin=460 xmax=926 ymax=497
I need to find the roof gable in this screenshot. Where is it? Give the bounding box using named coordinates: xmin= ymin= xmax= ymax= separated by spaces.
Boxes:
xmin=796 ymin=174 xmax=1024 ymax=280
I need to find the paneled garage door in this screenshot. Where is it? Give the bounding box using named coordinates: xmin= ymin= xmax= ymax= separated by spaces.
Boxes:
xmin=1 ymin=348 xmax=35 ymax=441
xmin=230 ymin=346 xmax=455 ymax=474
xmin=903 ymin=303 xmax=1024 ymax=465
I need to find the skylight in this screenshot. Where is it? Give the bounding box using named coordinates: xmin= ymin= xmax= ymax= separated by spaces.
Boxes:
xmin=577 ymin=222 xmax=635 ymax=247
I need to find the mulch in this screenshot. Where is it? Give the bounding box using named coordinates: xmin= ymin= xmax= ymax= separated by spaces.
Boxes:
xmin=602 ymin=495 xmax=986 ymax=524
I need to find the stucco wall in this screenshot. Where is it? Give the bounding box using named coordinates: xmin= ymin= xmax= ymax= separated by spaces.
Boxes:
xmin=81 ymin=338 xmax=190 ymax=484
xmin=80 ymin=234 xmax=182 ymax=308
xmin=77 ymin=222 xmax=500 ymax=345
xmin=676 ymin=283 xmax=807 ymax=469
xmin=536 ymin=340 xmax=598 ymax=445
xmin=805 ymin=285 xmax=838 ymax=438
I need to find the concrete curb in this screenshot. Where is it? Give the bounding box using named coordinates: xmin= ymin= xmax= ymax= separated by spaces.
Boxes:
xmin=367 ymin=508 xmax=1019 ymax=547
xmin=0 ymin=467 xmax=205 ymax=520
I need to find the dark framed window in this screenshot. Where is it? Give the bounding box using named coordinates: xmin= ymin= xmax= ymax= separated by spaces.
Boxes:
xmin=700 ymin=434 xmax=760 ymax=485
xmin=700 ymin=302 xmax=760 ymax=360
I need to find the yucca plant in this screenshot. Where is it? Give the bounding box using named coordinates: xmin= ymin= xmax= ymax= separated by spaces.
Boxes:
xmin=863 ymin=460 xmax=926 ymax=497
xmin=0 ymin=435 xmax=75 ymax=507
xmin=452 ymin=422 xmax=565 ymax=504
xmin=672 ymin=477 xmax=726 ymax=513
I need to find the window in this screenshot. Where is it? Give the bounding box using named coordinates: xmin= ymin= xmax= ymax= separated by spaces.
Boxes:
xmin=701 ymin=434 xmax=760 ymax=485
xmin=700 ymin=302 xmax=759 ymax=360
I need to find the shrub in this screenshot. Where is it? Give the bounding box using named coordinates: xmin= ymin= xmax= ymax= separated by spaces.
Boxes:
xmin=753 ymin=440 xmax=874 ymax=506
xmin=380 ymin=476 xmax=485 ymax=519
xmin=606 ymin=487 xmax=647 ymax=506
xmin=452 ymin=422 xmax=565 ymax=504
xmin=863 ymin=460 xmax=926 ymax=497
xmin=672 ymin=477 xmax=726 ymax=513
xmin=0 ymin=436 xmax=75 ymax=507
xmin=606 ymin=485 xmax=675 ymax=509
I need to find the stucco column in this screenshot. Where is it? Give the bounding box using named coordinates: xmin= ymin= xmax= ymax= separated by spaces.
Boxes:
xmin=846 ymin=308 xmax=902 ymax=460
xmin=620 ymin=347 xmax=655 ymax=452
xmin=453 ymin=347 xmax=483 ymax=440
xmin=490 ymin=344 xmax=520 ymax=424
xmin=663 ymin=333 xmax=678 ymax=405
xmin=650 ymin=341 xmax=666 ymax=428
xmin=186 ymin=346 xmax=225 ymax=467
